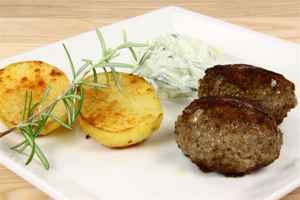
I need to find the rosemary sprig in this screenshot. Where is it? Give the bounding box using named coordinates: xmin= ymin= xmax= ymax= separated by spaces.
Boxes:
xmin=0 ymin=29 xmax=146 ymax=169
xmin=120 ymin=30 xmax=152 ymax=74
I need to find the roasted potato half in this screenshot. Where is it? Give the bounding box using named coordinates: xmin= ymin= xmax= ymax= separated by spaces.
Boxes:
xmin=78 ymin=72 xmax=163 ymax=148
xmin=0 ymin=61 xmax=70 ymax=135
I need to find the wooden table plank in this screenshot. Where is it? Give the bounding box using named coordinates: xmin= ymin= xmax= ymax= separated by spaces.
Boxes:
xmin=0 ymin=1 xmax=299 ymax=199
xmin=0 ymin=17 xmax=299 ymax=60
xmin=0 ymin=0 xmax=299 ymax=17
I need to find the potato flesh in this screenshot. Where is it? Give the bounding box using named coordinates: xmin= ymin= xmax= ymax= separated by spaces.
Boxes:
xmin=79 ymin=72 xmax=163 ymax=148
xmin=0 ymin=61 xmax=70 ymax=135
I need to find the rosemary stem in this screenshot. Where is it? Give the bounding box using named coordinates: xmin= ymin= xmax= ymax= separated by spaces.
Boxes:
xmin=0 ymin=85 xmax=76 ymax=138
xmin=0 ymin=29 xmax=145 ymax=169
xmin=0 ymin=62 xmax=104 ymax=139
xmin=0 ymin=127 xmax=16 ymax=138
xmin=0 ymin=42 xmax=140 ymax=139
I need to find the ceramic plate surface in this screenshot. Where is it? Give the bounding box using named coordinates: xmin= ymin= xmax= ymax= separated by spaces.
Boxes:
xmin=0 ymin=7 xmax=299 ymax=200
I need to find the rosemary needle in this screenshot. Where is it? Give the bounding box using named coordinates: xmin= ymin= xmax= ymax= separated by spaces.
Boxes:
xmin=0 ymin=29 xmax=147 ymax=170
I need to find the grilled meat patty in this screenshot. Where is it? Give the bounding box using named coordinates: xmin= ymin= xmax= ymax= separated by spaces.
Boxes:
xmin=198 ymin=64 xmax=297 ymax=124
xmin=175 ymin=96 xmax=282 ymax=176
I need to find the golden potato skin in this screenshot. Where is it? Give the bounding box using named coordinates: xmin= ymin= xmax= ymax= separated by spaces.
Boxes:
xmin=78 ymin=72 xmax=163 ymax=148
xmin=0 ymin=61 xmax=70 ymax=135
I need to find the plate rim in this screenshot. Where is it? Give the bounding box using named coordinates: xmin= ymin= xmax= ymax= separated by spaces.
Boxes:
xmin=0 ymin=6 xmax=299 ymax=200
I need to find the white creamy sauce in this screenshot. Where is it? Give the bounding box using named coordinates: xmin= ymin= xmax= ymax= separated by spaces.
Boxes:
xmin=134 ymin=33 xmax=222 ymax=99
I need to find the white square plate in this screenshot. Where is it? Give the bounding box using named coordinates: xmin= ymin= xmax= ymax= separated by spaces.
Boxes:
xmin=0 ymin=7 xmax=299 ymax=200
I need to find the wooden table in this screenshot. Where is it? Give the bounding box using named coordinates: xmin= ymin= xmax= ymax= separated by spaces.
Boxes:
xmin=0 ymin=0 xmax=299 ymax=199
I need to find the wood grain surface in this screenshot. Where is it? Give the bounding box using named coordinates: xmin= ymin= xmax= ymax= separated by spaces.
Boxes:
xmin=0 ymin=0 xmax=299 ymax=199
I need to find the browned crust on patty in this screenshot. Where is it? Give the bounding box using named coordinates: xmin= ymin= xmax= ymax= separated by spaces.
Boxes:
xmin=203 ymin=64 xmax=295 ymax=91
xmin=198 ymin=64 xmax=297 ymax=124
xmin=193 ymin=158 xmax=277 ymax=177
xmin=175 ymin=96 xmax=281 ymax=176
xmin=181 ymin=96 xmax=277 ymax=134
